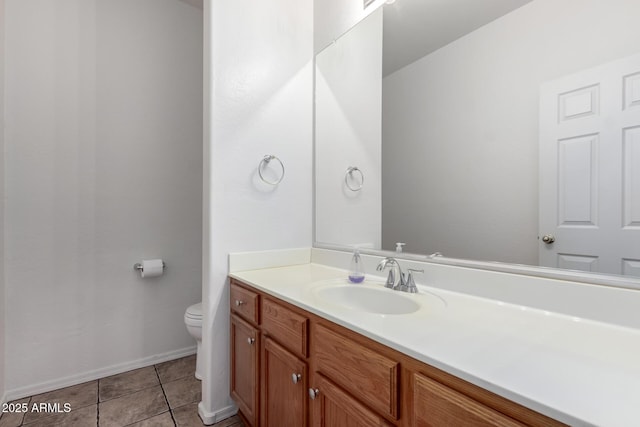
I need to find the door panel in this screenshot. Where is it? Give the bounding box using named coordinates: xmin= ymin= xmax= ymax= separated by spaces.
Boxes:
xmin=557 ymin=253 xmax=598 ymax=272
xmin=310 ymin=374 xmax=392 ymax=427
xmin=623 ymin=126 xmax=640 ymax=228
xmin=262 ymin=337 xmax=307 ymax=427
xmin=539 ymin=53 xmax=640 ymax=276
xmin=412 ymin=373 xmax=524 ymax=427
xmin=623 ymin=72 xmax=640 ymax=110
xmin=231 ymin=314 xmax=259 ymax=426
xmin=557 ymin=134 xmax=598 ymax=226
xmin=314 ymin=324 xmax=399 ymax=420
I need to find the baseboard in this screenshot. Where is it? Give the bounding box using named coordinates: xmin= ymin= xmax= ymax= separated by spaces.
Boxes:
xmin=4 ymin=346 xmax=196 ymax=402
xmin=198 ymin=402 xmax=238 ymax=426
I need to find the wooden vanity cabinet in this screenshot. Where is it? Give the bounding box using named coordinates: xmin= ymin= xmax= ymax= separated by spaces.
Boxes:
xmin=310 ymin=373 xmax=393 ymax=427
xmin=262 ymin=298 xmax=308 ymax=358
xmin=230 ymin=282 xmax=259 ymax=324
xmin=262 ymin=337 xmax=308 ymax=426
xmin=260 ymin=297 xmax=310 ymax=426
xmin=230 ymin=280 xmax=261 ymax=427
xmin=411 ymin=373 xmax=525 ymax=427
xmin=313 ymin=324 xmax=399 ymax=420
xmin=229 ymin=279 xmax=565 ymax=427
xmin=230 ymin=314 xmax=259 ymax=427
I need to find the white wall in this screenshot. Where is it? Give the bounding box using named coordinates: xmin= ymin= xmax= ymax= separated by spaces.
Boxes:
xmin=4 ymin=0 xmax=202 ymax=397
xmin=382 ymin=0 xmax=640 ymax=264
xmin=200 ymin=0 xmax=313 ymax=422
xmin=314 ymin=0 xmax=385 ymax=53
xmin=315 ymin=8 xmax=383 ymax=249
xmin=0 ymin=0 xmax=5 ymax=405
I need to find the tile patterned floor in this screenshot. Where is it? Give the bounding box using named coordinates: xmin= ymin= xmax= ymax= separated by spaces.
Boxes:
xmin=0 ymin=355 xmax=245 ymax=427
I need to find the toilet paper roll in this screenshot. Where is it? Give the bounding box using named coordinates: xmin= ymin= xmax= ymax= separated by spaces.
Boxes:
xmin=141 ymin=259 xmax=164 ymax=278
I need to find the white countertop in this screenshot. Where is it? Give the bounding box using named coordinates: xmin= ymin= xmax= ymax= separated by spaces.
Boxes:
xmin=230 ymin=263 xmax=640 ymax=427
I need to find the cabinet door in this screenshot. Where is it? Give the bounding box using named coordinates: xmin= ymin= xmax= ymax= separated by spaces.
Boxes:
xmin=310 ymin=374 xmax=392 ymax=427
xmin=412 ymin=373 xmax=525 ymax=427
xmin=231 ymin=314 xmax=259 ymax=426
xmin=314 ymin=324 xmax=399 ymax=419
xmin=262 ymin=337 xmax=308 ymax=427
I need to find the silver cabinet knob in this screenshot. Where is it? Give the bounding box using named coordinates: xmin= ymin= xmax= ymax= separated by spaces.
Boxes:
xmin=235 ymin=300 xmax=245 ymax=306
xmin=542 ymin=234 xmax=556 ymax=244
xmin=247 ymin=337 xmax=255 ymax=345
xmin=308 ymin=388 xmax=319 ymax=400
xmin=291 ymin=373 xmax=301 ymax=384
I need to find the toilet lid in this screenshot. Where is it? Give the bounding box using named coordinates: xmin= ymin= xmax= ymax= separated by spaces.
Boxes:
xmin=185 ymin=303 xmax=202 ymax=319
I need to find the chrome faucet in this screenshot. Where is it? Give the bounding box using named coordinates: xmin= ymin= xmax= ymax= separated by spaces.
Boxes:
xmin=376 ymin=257 xmax=406 ymax=290
xmin=376 ymin=257 xmax=424 ymax=293
xmin=376 ymin=257 xmax=402 ymax=289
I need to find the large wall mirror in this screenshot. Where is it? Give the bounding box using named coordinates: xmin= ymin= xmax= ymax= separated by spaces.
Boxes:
xmin=314 ymin=0 xmax=640 ymax=281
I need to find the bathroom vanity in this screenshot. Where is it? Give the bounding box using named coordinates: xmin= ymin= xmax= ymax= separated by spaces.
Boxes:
xmin=229 ymin=274 xmax=564 ymax=426
xmin=224 ymin=249 xmax=640 ymax=427
xmin=225 ymin=250 xmax=640 ymax=427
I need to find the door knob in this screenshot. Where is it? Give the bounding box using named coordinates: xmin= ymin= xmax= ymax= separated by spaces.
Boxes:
xmin=541 ymin=234 xmax=555 ymax=244
xmin=247 ymin=337 xmax=255 ymax=345
xmin=292 ymin=373 xmax=301 ymax=384
xmin=308 ymin=388 xmax=320 ymax=400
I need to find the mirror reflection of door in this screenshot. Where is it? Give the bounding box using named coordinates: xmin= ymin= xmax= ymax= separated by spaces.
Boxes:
xmin=539 ymin=53 xmax=640 ymax=276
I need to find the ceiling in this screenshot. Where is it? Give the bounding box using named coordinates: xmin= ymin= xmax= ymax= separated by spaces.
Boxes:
xmin=382 ymin=0 xmax=533 ymax=76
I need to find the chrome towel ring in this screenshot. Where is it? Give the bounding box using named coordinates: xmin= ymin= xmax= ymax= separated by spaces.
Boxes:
xmin=258 ymin=155 xmax=285 ymax=185
xmin=345 ymin=166 xmax=364 ymax=191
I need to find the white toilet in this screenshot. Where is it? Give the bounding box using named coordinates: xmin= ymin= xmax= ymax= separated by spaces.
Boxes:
xmin=184 ymin=302 xmax=203 ymax=380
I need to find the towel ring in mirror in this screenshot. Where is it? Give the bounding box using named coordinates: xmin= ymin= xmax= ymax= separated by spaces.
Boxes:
xmin=345 ymin=166 xmax=364 ymax=191
xmin=258 ymin=155 xmax=285 ymax=185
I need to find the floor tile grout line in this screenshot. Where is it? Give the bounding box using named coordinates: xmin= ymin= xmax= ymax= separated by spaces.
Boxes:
xmin=21 ymin=380 xmax=99 ymax=425
xmin=120 ymin=410 xmax=173 ymax=427
xmin=98 ymin=381 xmax=161 ymax=404
xmin=97 ymin=365 xmax=164 ymax=404
xmin=97 ymin=378 xmax=100 ymax=427
xmin=20 ymin=396 xmax=31 ymax=426
xmin=21 ymin=393 xmax=98 ymax=427
xmin=21 ymin=396 xmax=32 ymax=426
xmin=0 ymin=396 xmax=25 ymax=426
xmin=10 ymin=357 xmax=197 ymax=427
xmin=154 ymin=364 xmax=178 ymax=427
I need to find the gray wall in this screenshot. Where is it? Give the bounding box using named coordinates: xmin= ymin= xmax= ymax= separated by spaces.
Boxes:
xmin=4 ymin=0 xmax=203 ymax=397
xmin=382 ymin=0 xmax=640 ymax=264
xmin=0 ymin=0 xmax=5 ymax=404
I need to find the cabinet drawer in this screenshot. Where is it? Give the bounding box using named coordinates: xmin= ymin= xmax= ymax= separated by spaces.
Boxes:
xmin=412 ymin=373 xmax=525 ymax=427
xmin=231 ymin=281 xmax=260 ymax=324
xmin=262 ymin=298 xmax=308 ymax=358
xmin=314 ymin=324 xmax=399 ymax=420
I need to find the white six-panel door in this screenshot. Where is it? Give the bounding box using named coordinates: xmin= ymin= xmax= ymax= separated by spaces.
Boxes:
xmin=539 ymin=53 xmax=640 ymax=277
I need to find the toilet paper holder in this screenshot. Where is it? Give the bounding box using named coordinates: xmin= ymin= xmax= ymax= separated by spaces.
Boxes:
xmin=133 ymin=261 xmax=166 ymax=271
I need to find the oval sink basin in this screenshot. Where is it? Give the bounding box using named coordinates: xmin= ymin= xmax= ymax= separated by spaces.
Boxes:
xmin=313 ymin=285 xmax=420 ymax=315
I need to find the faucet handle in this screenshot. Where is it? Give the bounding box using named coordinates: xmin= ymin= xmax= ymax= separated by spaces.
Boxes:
xmin=407 ymin=269 xmax=424 ymax=282
xmin=385 ymin=269 xmax=395 ymax=289
xmin=405 ymin=269 xmax=424 ymax=293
